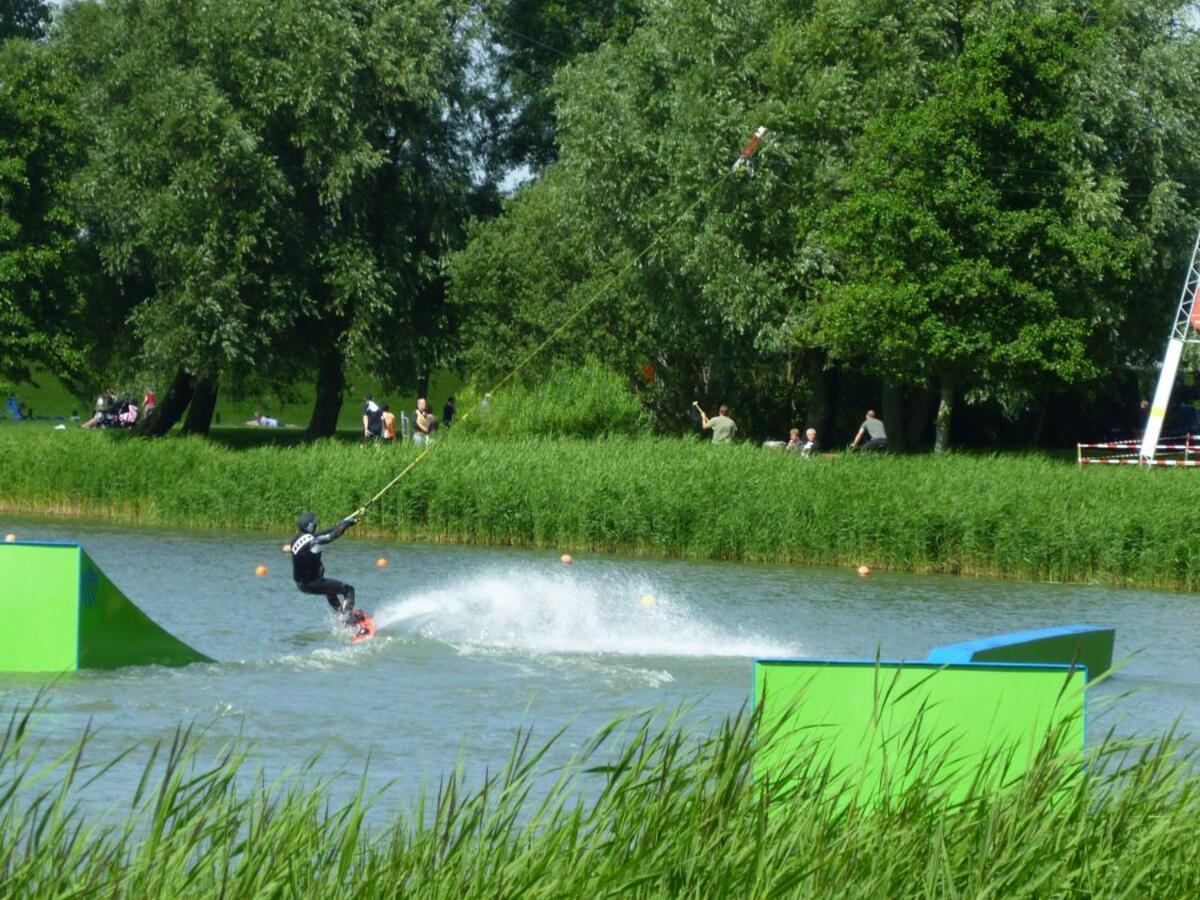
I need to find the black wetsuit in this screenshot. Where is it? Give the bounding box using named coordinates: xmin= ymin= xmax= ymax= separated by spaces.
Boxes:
xmin=291 ymin=521 xmax=356 ymax=617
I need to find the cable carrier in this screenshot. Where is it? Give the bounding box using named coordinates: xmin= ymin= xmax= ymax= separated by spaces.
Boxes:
xmin=1135 ymin=227 xmax=1200 ymax=465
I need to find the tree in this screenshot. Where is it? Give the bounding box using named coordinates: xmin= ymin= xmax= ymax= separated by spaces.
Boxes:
xmin=453 ymin=0 xmax=1200 ymax=445
xmin=61 ymin=0 xmax=474 ymax=435
xmin=811 ymin=1 xmax=1200 ymax=450
xmin=1 ymin=0 xmax=49 ymax=42
xmin=479 ymin=0 xmax=643 ymax=175
xmin=0 ymin=37 xmax=94 ymax=388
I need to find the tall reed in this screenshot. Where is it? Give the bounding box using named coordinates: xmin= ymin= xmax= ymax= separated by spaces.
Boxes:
xmin=3 ymin=427 xmax=1199 ymax=588
xmin=2 ymin=696 xmax=1200 ymax=896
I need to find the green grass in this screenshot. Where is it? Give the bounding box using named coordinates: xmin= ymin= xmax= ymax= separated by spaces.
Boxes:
xmin=3 ymin=426 xmax=1200 ymax=589
xmin=2 ymin=696 xmax=1199 ymax=896
xmin=1 ymin=369 xmax=464 ymax=432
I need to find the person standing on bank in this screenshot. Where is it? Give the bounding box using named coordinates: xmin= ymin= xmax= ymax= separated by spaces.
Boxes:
xmin=694 ymin=401 xmax=737 ymax=444
xmin=851 ymin=410 xmax=888 ymax=452
xmin=442 ymin=395 xmax=455 ymax=429
xmin=362 ymin=393 xmax=382 ymax=440
xmin=413 ymin=397 xmax=433 ymax=445
xmin=290 ymin=512 xmax=369 ymax=636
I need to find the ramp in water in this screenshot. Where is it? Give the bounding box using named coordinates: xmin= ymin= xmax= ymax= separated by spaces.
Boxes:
xmin=0 ymin=541 xmax=212 ymax=672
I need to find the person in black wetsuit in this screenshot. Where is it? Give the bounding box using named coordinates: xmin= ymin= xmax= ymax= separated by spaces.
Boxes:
xmin=291 ymin=511 xmax=368 ymax=633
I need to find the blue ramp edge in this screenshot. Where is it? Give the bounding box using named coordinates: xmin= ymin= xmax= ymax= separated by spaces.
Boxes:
xmin=926 ymin=625 xmax=1114 ymax=681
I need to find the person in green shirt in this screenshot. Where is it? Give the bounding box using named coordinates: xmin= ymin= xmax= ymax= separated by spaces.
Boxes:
xmin=694 ymin=402 xmax=737 ymax=444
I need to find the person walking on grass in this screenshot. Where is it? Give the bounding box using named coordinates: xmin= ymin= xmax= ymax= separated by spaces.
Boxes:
xmin=362 ymin=393 xmax=382 ymax=440
xmin=694 ymin=401 xmax=737 ymax=444
xmin=851 ymin=409 xmax=888 ymax=452
xmin=291 ymin=512 xmax=369 ymax=637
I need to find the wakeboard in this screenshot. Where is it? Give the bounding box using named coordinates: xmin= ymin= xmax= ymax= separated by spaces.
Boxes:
xmin=347 ymin=609 xmax=376 ymax=644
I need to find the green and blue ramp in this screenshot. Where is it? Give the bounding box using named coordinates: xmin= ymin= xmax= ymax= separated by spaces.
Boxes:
xmin=753 ymin=658 xmax=1087 ymax=803
xmin=0 ymin=541 xmax=211 ymax=672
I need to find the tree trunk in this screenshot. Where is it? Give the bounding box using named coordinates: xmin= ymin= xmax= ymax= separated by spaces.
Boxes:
xmin=306 ymin=344 xmax=345 ymax=439
xmin=882 ymin=380 xmax=906 ymax=453
xmin=934 ymin=378 xmax=955 ymax=453
xmin=181 ymin=374 xmax=220 ymax=436
xmin=138 ymin=368 xmax=194 ymax=437
xmin=804 ymin=352 xmax=834 ymax=441
xmin=905 ymin=386 xmax=936 ymax=448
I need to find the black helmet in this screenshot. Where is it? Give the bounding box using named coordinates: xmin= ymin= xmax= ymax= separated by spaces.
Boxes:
xmin=297 ymin=512 xmax=318 ymax=534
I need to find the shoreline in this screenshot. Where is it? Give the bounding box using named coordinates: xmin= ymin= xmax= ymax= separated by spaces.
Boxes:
xmin=3 ymin=428 xmax=1197 ymax=592
xmin=0 ymin=496 xmax=1184 ymax=595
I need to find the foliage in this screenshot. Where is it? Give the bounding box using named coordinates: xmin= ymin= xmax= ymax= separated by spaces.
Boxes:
xmin=811 ymin=0 xmax=1200 ymax=416
xmin=2 ymin=695 xmax=1200 ymax=896
xmin=479 ymin=0 xmax=643 ymax=173
xmin=59 ymin=0 xmax=474 ymax=425
xmin=455 ymin=360 xmax=648 ymax=439
xmin=6 ymin=427 xmax=1200 ymax=588
xmin=451 ymin=0 xmax=1200 ymax=445
xmin=0 ymin=37 xmax=94 ymax=386
xmin=0 ymin=0 xmax=48 ymax=42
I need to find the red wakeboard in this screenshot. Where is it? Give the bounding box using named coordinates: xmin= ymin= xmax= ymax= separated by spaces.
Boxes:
xmin=347 ymin=610 xmax=376 ymax=644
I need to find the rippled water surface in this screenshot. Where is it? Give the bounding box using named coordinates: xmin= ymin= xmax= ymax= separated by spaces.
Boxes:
xmin=2 ymin=515 xmax=1197 ymax=810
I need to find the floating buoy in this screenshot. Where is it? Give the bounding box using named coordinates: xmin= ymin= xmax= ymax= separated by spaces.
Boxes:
xmin=560 ymin=554 xmax=573 ymax=565
xmin=255 ymin=565 xmax=268 ymax=577
xmin=282 ymin=543 xmax=292 ymax=554
xmin=857 ymin=565 xmax=870 ymax=577
xmin=376 ymin=557 xmax=388 ymax=568
xmin=640 ymin=594 xmax=657 ymax=608
xmin=3 ymin=533 xmax=15 ymax=543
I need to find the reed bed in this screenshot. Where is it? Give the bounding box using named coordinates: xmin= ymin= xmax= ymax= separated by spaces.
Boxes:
xmin=2 ymin=426 xmax=1200 ymax=589
xmin=2 ymin=696 xmax=1200 ymax=897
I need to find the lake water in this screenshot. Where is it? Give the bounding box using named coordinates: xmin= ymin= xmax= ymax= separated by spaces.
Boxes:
xmin=1 ymin=515 xmax=1197 ymax=812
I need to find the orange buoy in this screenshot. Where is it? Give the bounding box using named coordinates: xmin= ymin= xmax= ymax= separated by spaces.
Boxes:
xmin=857 ymin=565 xmax=870 ymax=577
xmin=376 ymin=557 xmax=388 ymax=568
xmin=560 ymin=554 xmax=573 ymax=565
xmin=255 ymin=565 xmax=268 ymax=577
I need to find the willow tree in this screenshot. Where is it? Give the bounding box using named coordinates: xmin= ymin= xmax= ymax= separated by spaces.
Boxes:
xmin=0 ymin=35 xmax=98 ymax=388
xmin=452 ymin=0 xmax=1200 ymax=445
xmin=61 ymin=0 xmax=473 ymax=436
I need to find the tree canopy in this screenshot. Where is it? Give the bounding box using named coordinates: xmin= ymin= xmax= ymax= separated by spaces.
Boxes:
xmin=4 ymin=0 xmax=1199 ymax=447
xmin=449 ymin=0 xmax=1200 ymax=445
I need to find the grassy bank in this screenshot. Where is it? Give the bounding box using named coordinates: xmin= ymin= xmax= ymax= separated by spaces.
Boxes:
xmin=2 ymin=699 xmax=1199 ymax=896
xmin=2 ymin=427 xmax=1200 ymax=589
xmin=1 ymin=368 xmax=463 ymax=431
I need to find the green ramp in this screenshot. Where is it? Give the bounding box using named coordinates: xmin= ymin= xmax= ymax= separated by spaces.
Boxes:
xmin=0 ymin=541 xmax=212 ymax=672
xmin=754 ymin=659 xmax=1086 ymax=805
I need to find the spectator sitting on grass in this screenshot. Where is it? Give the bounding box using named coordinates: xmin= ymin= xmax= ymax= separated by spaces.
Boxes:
xmin=786 ymin=428 xmax=802 ymax=451
xmin=117 ymin=398 xmax=139 ymax=427
xmin=800 ymin=427 xmax=819 ymax=456
xmin=81 ymin=390 xmax=117 ymax=428
xmin=246 ymin=411 xmax=280 ymax=427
